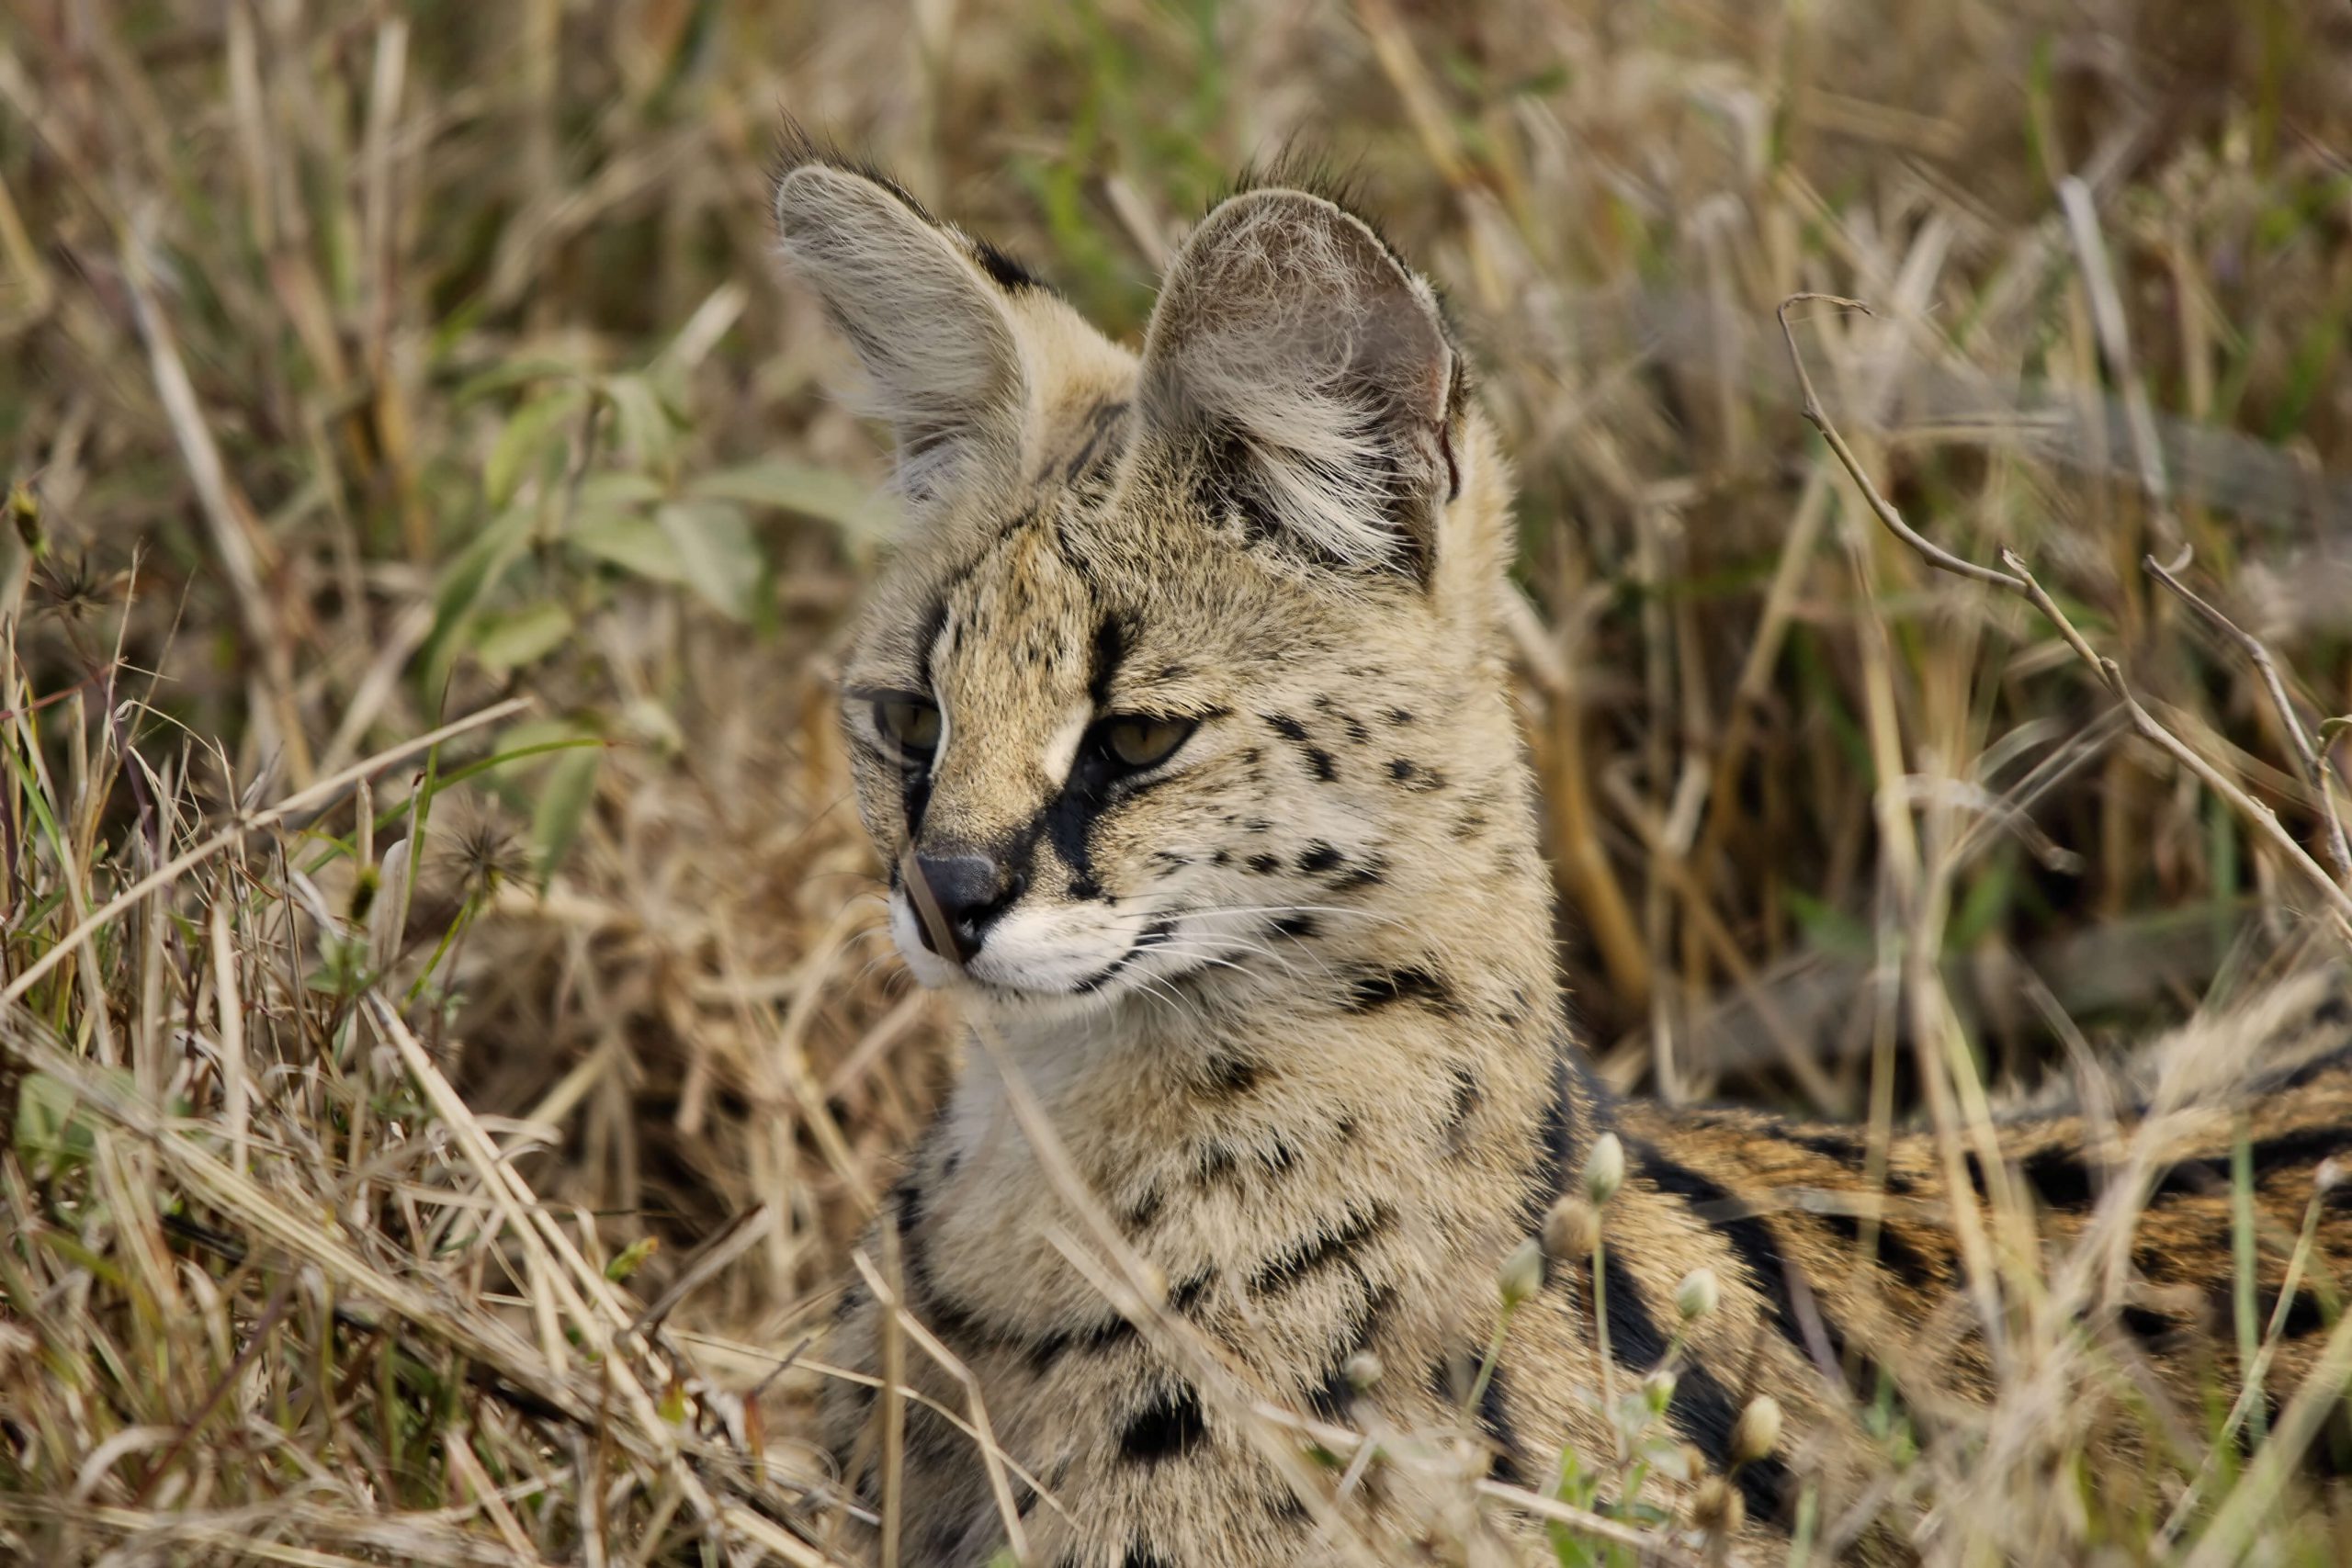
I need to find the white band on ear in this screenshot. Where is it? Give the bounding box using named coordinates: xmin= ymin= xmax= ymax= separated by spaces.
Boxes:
xmin=1137 ymin=189 xmax=1456 ymax=578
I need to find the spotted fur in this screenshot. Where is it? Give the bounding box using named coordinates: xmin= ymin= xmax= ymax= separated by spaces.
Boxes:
xmin=774 ymin=144 xmax=2352 ymax=1564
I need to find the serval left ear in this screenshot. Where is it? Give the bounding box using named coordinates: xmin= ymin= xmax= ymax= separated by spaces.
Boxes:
xmin=772 ymin=147 xmax=1034 ymax=511
xmin=1135 ymin=188 xmax=1461 ymax=582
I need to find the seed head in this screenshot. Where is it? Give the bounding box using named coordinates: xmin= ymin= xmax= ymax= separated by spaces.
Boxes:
xmin=1543 ymin=1196 xmax=1600 ymax=1262
xmin=2318 ymin=1156 xmax=2346 ymax=1195
xmin=1675 ymin=1267 xmax=1720 ymax=1322
xmin=1581 ymin=1132 xmax=1625 ymax=1206
xmin=1642 ymin=1367 xmax=1678 ymax=1413
xmin=1690 ymin=1474 xmax=1746 ymax=1537
xmin=1343 ymin=1349 xmax=1384 ymax=1393
xmin=1731 ymin=1394 xmax=1783 ymax=1467
xmin=1498 ymin=1236 xmax=1545 ymax=1308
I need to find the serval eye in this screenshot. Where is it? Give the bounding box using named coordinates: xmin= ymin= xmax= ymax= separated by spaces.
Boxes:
xmin=873 ymin=698 xmax=942 ymax=755
xmin=1102 ymin=715 xmax=1193 ymax=770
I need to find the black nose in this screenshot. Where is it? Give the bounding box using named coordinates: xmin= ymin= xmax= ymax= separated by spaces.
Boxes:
xmin=907 ymin=850 xmax=1023 ymax=964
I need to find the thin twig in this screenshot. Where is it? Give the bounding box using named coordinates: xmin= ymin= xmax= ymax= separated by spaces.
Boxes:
xmin=1 ymin=696 xmax=531 ymax=1009
xmin=1777 ymin=294 xmax=2352 ymax=934
xmin=2141 ymin=552 xmax=2352 ymax=881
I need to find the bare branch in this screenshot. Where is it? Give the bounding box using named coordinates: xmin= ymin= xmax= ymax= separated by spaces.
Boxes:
xmin=1777 ymin=294 xmax=2352 ymax=934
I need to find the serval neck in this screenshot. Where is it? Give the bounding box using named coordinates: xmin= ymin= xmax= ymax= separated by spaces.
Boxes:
xmin=942 ymin=789 xmax=1598 ymax=1280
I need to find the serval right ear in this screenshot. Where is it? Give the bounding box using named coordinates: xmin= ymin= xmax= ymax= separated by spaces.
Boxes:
xmin=1136 ymin=187 xmax=1461 ymax=582
xmin=772 ymin=138 xmax=1038 ymax=510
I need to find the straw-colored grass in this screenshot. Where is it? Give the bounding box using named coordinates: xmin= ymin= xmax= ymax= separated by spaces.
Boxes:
xmin=4 ymin=1 xmax=2350 ymax=1562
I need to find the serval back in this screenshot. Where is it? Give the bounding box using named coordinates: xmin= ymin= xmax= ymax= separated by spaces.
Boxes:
xmin=770 ymin=139 xmax=2352 ymax=1565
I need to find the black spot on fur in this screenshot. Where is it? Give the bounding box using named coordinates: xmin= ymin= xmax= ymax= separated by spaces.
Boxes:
xmin=1247 ymin=852 xmax=1281 ymax=874
xmin=1122 ymin=1547 xmax=1174 ymax=1568
xmin=2120 ymin=1303 xmax=2178 ymax=1345
xmin=1304 ymin=746 xmax=1338 ymax=781
xmin=1477 ymin=1359 xmax=1526 ymax=1484
xmin=1306 ymin=1285 xmax=1396 ymax=1421
xmin=1264 ymin=713 xmax=1308 ymax=742
xmin=1603 ymin=1249 xmax=1793 ymax=1524
xmin=1632 ymin=1141 xmax=1886 ymax=1404
xmin=1441 ymin=1064 xmax=1481 ymax=1153
xmin=1089 ymin=613 xmax=1132 ymax=710
xmin=2019 ymin=1146 xmax=2098 ymax=1210
xmin=1249 ymin=1204 xmax=1394 ymax=1297
xmin=1346 ymin=966 xmax=1453 ymax=1012
xmin=1815 ymin=1208 xmax=1941 ymax=1292
xmin=1384 ymin=706 xmax=1413 ymax=725
xmin=1297 ymin=841 xmax=1344 ymax=874
xmin=1204 ymin=1053 xmax=1261 ymax=1096
xmin=1120 ymin=1385 xmax=1206 ymax=1463
xmin=1271 ymin=913 xmax=1318 ymax=939
xmin=1125 ymin=1186 xmax=1164 ymax=1231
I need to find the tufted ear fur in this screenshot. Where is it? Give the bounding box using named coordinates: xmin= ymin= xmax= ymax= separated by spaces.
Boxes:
xmin=774 ymin=154 xmax=1033 ymax=507
xmin=1136 ymin=188 xmax=1461 ymax=579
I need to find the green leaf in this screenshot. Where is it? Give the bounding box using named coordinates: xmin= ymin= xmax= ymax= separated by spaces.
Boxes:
xmin=531 ymin=746 xmax=602 ymax=884
xmin=657 ymin=500 xmax=762 ymax=620
xmin=570 ymin=512 xmax=686 ymax=582
xmin=420 ymin=502 xmax=536 ymax=702
xmin=687 ymin=458 xmax=899 ymax=540
xmin=15 ymin=1069 xmax=125 ymax=1174
xmin=601 ymin=373 xmax=682 ymax=473
xmin=471 ymin=602 xmax=576 ymax=672
xmin=484 ymin=385 xmax=586 ymax=508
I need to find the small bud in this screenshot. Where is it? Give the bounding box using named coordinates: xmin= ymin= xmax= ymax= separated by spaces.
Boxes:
xmin=1343 ymin=1349 xmax=1384 ymax=1392
xmin=1581 ymin=1132 xmax=1625 ymax=1206
xmin=1731 ymin=1394 xmax=1783 ymax=1467
xmin=2318 ymin=1157 xmax=2346 ymax=1195
xmin=1642 ymin=1367 xmax=1678 ymax=1413
xmin=1543 ymin=1196 xmax=1600 ymax=1262
xmin=1675 ymin=1267 xmax=1720 ymax=1322
xmin=1690 ymin=1474 xmax=1746 ymax=1537
xmin=1498 ymin=1236 xmax=1545 ymax=1308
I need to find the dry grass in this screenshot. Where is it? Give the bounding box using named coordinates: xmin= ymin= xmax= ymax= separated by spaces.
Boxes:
xmin=4 ymin=0 xmax=2351 ymax=1562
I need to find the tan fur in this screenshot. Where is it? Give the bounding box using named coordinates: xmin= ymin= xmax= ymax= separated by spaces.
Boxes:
xmin=773 ymin=150 xmax=2352 ymax=1566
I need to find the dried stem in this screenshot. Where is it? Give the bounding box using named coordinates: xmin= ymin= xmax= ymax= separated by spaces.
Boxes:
xmin=1777 ymin=294 xmax=2352 ymax=935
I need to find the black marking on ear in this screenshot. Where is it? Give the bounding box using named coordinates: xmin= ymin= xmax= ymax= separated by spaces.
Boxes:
xmin=1120 ymin=1384 xmax=1207 ymax=1463
xmin=971 ymin=237 xmax=1046 ymax=293
xmin=1345 ymin=965 xmax=1454 ymax=1013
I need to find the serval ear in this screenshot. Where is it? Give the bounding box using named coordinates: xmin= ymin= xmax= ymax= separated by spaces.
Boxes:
xmin=773 ymin=148 xmax=1037 ymax=509
xmin=1136 ymin=187 xmax=1461 ymax=581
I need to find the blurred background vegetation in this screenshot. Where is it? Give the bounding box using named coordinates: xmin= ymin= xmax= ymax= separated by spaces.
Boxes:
xmin=4 ymin=0 xmax=2351 ymax=1561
